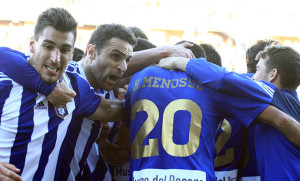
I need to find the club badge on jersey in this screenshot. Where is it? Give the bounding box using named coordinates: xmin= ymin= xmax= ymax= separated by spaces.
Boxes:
xmin=55 ymin=105 xmax=69 ymax=119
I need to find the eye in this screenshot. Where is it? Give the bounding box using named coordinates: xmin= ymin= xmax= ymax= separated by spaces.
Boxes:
xmin=112 ymin=53 xmax=121 ymax=60
xmin=60 ymin=47 xmax=71 ymax=54
xmin=125 ymin=57 xmax=131 ymax=63
xmin=43 ymin=44 xmax=54 ymax=50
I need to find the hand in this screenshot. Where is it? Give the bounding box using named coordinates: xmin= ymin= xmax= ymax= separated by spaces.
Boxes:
xmin=162 ymin=43 xmax=195 ymax=59
xmin=0 ymin=162 xmax=22 ymax=181
xmin=97 ymin=123 xmax=130 ymax=167
xmin=158 ymin=57 xmax=190 ymax=71
xmin=47 ymin=81 xmax=76 ymax=106
xmin=117 ymin=85 xmax=128 ymax=101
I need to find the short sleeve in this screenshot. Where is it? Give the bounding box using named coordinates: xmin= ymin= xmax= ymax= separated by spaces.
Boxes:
xmin=68 ymin=72 xmax=101 ymax=118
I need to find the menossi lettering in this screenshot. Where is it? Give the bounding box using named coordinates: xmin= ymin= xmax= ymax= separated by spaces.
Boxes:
xmin=134 ymin=76 xmax=203 ymax=91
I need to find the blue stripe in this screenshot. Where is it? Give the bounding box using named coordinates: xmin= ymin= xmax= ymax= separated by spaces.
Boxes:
xmin=58 ymin=117 xmax=84 ymax=180
xmin=0 ymin=80 xmax=13 ymax=125
xmin=33 ymin=104 xmax=63 ymax=181
xmin=108 ymin=122 xmax=120 ymax=142
xmin=76 ymin=122 xmax=101 ymax=177
xmin=81 ymin=157 xmax=108 ymax=181
xmin=9 ymin=89 xmax=37 ymax=175
xmin=55 ymin=72 xmax=81 ymax=180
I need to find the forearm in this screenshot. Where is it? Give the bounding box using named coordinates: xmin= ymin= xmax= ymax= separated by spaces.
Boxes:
xmin=124 ymin=47 xmax=167 ymax=77
xmin=87 ymin=99 xmax=123 ymax=122
xmin=258 ymin=105 xmax=300 ymax=147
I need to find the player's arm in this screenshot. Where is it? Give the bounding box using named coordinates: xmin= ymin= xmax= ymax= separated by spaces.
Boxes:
xmin=158 ymin=57 xmax=273 ymax=102
xmin=0 ymin=162 xmax=22 ymax=181
xmin=0 ymin=47 xmax=56 ymax=96
xmin=87 ymin=98 xmax=123 ymax=122
xmin=257 ymin=105 xmax=300 ymax=148
xmin=0 ymin=47 xmax=75 ymax=105
xmin=159 ymin=57 xmax=300 ymax=147
xmin=123 ymin=43 xmax=195 ymax=77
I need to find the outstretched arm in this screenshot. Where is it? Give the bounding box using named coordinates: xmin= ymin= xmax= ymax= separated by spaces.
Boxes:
xmin=159 ymin=57 xmax=300 ymax=147
xmin=87 ymin=98 xmax=123 ymax=122
xmin=123 ymin=43 xmax=195 ymax=77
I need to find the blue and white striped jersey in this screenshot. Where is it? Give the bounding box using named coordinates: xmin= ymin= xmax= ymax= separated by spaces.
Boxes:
xmin=58 ymin=61 xmax=119 ymax=181
xmin=0 ymin=48 xmax=101 ymax=180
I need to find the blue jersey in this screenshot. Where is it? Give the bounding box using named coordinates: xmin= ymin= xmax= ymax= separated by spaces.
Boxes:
xmin=214 ymin=118 xmax=244 ymax=181
xmin=185 ymin=58 xmax=300 ymax=181
xmin=256 ymin=89 xmax=300 ymax=181
xmin=214 ymin=73 xmax=258 ymax=181
xmin=0 ymin=48 xmax=101 ymax=180
xmin=124 ymin=66 xmax=270 ymax=181
xmin=238 ymin=126 xmax=260 ymax=181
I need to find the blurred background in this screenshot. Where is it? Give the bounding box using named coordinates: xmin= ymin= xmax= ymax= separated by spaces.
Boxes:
xmin=1 ymin=0 xmax=300 ymax=93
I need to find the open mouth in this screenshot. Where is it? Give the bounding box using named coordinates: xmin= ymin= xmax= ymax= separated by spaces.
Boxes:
xmin=45 ymin=65 xmax=59 ymax=72
xmin=109 ymin=75 xmax=120 ymax=82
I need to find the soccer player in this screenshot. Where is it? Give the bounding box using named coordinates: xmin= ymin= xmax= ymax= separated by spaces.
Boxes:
xmin=158 ymin=45 xmax=300 ymax=180
xmin=0 ymin=8 xmax=123 ymax=181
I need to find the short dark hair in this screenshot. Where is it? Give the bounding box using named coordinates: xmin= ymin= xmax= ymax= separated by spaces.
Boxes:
xmin=34 ymin=8 xmax=77 ymax=41
xmin=128 ymin=26 xmax=148 ymax=40
xmin=87 ymin=24 xmax=137 ymax=55
xmin=200 ymin=43 xmax=222 ymax=66
xmin=73 ymin=47 xmax=84 ymax=62
xmin=133 ymin=38 xmax=156 ymax=52
xmin=256 ymin=45 xmax=300 ymax=89
xmin=246 ymin=39 xmax=279 ymax=73
xmin=176 ymin=40 xmax=206 ymax=59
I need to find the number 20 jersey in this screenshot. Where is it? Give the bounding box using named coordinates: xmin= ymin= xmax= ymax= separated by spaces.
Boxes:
xmin=123 ymin=66 xmax=271 ymax=181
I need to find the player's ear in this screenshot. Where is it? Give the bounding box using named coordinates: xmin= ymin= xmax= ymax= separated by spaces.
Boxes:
xmin=269 ymin=68 xmax=278 ymax=83
xmin=86 ymin=44 xmax=97 ymax=60
xmin=29 ymin=36 xmax=35 ymax=53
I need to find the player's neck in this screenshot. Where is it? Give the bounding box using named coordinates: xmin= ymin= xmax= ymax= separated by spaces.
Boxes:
xmin=80 ymin=59 xmax=99 ymax=91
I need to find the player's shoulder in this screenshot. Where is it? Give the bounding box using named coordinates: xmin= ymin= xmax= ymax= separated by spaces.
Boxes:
xmin=134 ymin=66 xmax=185 ymax=78
xmin=0 ymin=47 xmax=26 ymax=60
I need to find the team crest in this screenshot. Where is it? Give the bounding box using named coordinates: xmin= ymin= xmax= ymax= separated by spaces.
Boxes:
xmin=55 ymin=105 xmax=69 ymax=119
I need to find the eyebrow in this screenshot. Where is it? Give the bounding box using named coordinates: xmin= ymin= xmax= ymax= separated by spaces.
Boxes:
xmin=111 ymin=49 xmax=132 ymax=59
xmin=43 ymin=39 xmax=72 ymax=48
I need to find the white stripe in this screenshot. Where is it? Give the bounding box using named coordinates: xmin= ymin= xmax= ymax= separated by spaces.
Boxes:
xmin=0 ymin=84 xmax=23 ymax=163
xmin=255 ymin=81 xmax=274 ymax=97
xmin=239 ymin=176 xmax=261 ymax=181
xmin=86 ymin=143 xmax=100 ymax=173
xmin=42 ymin=73 xmax=76 ymax=181
xmin=21 ymin=96 xmax=48 ymax=181
xmin=215 ymin=169 xmax=238 ymax=181
xmin=0 ymin=78 xmax=12 ymax=81
xmin=67 ymin=118 xmax=95 ymax=180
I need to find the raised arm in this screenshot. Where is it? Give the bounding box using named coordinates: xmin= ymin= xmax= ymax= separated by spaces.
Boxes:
xmin=158 ymin=57 xmax=273 ymax=102
xmin=123 ymin=43 xmax=195 ymax=77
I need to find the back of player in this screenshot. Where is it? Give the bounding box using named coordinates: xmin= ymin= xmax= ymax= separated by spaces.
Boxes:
xmin=124 ymin=66 xmax=269 ymax=181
